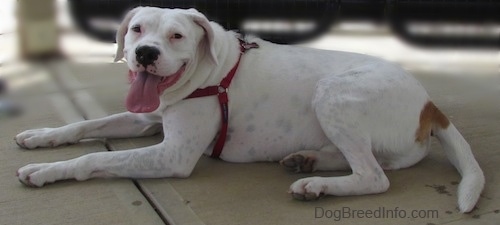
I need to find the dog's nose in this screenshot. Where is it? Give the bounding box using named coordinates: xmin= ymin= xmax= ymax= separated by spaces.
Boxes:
xmin=135 ymin=45 xmax=160 ymax=67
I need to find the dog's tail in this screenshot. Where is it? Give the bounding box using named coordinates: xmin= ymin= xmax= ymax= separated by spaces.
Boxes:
xmin=429 ymin=103 xmax=484 ymax=213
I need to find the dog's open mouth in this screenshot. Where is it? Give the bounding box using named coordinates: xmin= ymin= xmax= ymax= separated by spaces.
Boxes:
xmin=126 ymin=63 xmax=186 ymax=113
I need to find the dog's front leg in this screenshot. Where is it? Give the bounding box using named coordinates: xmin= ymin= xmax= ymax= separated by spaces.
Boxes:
xmin=17 ymin=143 xmax=188 ymax=187
xmin=15 ymin=112 xmax=162 ymax=149
xmin=17 ymin=99 xmax=220 ymax=187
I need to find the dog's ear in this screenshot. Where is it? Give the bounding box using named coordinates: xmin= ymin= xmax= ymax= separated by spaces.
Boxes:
xmin=114 ymin=7 xmax=142 ymax=62
xmin=186 ymin=8 xmax=218 ymax=65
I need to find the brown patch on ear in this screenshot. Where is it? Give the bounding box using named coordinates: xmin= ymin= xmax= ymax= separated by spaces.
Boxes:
xmin=415 ymin=101 xmax=450 ymax=143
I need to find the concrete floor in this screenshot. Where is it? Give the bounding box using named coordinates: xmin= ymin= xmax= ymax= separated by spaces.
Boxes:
xmin=1 ymin=26 xmax=500 ymax=225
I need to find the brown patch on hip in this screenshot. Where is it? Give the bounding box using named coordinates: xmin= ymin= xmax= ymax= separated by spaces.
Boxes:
xmin=415 ymin=101 xmax=450 ymax=143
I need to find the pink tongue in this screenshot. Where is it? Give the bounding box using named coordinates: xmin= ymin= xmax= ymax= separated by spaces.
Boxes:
xmin=126 ymin=72 xmax=161 ymax=113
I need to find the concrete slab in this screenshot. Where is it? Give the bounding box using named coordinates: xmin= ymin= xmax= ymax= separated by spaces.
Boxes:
xmin=0 ymin=86 xmax=164 ymax=224
xmin=49 ymin=61 xmax=128 ymax=91
xmin=62 ymin=62 xmax=500 ymax=225
xmin=0 ymin=62 xmax=59 ymax=97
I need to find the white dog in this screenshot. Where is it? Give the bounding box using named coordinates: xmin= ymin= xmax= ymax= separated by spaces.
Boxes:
xmin=15 ymin=7 xmax=484 ymax=213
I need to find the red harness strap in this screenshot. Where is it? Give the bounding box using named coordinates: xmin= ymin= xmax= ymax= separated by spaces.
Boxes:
xmin=184 ymin=38 xmax=259 ymax=158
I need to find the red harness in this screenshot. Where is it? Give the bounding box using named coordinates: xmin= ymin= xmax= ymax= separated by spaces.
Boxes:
xmin=184 ymin=38 xmax=259 ymax=158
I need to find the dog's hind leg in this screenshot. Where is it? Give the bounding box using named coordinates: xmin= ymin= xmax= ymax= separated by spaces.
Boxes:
xmin=288 ymin=88 xmax=390 ymax=200
xmin=280 ymin=145 xmax=350 ymax=173
xmin=288 ymin=129 xmax=390 ymax=200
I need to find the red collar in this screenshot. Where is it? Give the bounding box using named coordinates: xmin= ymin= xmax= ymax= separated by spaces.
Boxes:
xmin=184 ymin=38 xmax=259 ymax=158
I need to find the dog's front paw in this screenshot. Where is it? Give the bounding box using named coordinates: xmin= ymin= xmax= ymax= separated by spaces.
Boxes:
xmin=15 ymin=128 xmax=72 ymax=149
xmin=280 ymin=153 xmax=316 ymax=173
xmin=17 ymin=163 xmax=60 ymax=187
xmin=289 ymin=177 xmax=326 ymax=201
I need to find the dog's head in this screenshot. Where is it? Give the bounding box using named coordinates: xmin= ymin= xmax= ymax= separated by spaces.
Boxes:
xmin=114 ymin=7 xmax=218 ymax=113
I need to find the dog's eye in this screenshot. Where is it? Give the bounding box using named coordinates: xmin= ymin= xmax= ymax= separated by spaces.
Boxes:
xmin=172 ymin=33 xmax=183 ymax=39
xmin=131 ymin=25 xmax=141 ymax=33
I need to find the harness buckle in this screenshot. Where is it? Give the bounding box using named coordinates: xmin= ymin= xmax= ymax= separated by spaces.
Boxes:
xmin=238 ymin=36 xmax=260 ymax=53
xmin=218 ymin=86 xmax=228 ymax=94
